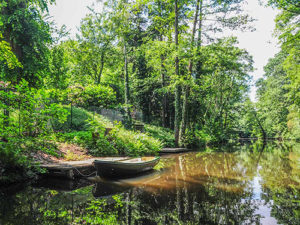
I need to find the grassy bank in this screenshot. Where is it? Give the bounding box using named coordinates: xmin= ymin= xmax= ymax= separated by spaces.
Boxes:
xmin=0 ymin=106 xmax=175 ymax=184
xmin=53 ymin=106 xmax=165 ymax=156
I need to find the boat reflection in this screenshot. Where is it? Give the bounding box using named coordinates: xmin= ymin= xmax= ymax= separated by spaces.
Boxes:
xmin=88 ymin=143 xmax=300 ymax=224
xmin=33 ymin=177 xmax=93 ymax=191
xmin=91 ymin=169 xmax=166 ymax=198
xmin=0 ymin=141 xmax=299 ymax=225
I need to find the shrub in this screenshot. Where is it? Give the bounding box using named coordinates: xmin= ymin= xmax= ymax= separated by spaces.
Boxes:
xmin=0 ymin=80 xmax=68 ymax=137
xmin=144 ymin=124 xmax=175 ymax=147
xmin=52 ymin=106 xmax=91 ymax=131
xmin=64 ymin=150 xmax=85 ymax=161
xmin=0 ymin=137 xmax=59 ymax=184
xmin=180 ymin=129 xmax=201 ymax=148
xmin=0 ymin=140 xmax=30 ymax=171
xmin=58 ymin=131 xmax=93 ymax=145
xmin=58 ymin=122 xmax=162 ymax=156
xmin=195 ymin=129 xmax=218 ymax=145
xmin=51 ymin=106 xmax=113 ymax=132
xmin=57 ymin=131 xmax=117 ymax=156
xmin=109 ymin=126 xmax=162 ymax=156
xmin=68 ymin=84 xmax=117 ymax=109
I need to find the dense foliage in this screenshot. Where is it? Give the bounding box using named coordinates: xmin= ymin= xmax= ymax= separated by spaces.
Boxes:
xmin=56 ymin=107 xmax=162 ymax=156
xmin=39 ymin=0 xmax=255 ymax=146
xmin=0 ymin=0 xmax=299 ymax=183
xmin=250 ymin=0 xmax=300 ymax=139
xmin=0 ymin=0 xmax=55 ymax=86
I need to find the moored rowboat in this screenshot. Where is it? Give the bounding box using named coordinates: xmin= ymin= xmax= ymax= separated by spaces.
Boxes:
xmin=93 ymin=157 xmax=160 ymax=177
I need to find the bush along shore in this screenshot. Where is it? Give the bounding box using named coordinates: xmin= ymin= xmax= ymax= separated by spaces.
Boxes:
xmin=0 ymin=82 xmax=176 ymax=184
xmin=1 ymin=0 xmax=300 ymax=187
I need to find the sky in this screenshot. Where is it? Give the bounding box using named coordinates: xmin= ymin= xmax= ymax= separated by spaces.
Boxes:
xmin=48 ymin=0 xmax=280 ymax=101
xmin=233 ymin=0 xmax=280 ymax=101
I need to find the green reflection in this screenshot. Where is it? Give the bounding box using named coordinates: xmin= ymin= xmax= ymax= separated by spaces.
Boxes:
xmin=0 ymin=141 xmax=299 ymax=225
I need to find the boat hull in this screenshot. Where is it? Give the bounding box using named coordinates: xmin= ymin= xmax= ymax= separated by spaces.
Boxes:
xmin=93 ymin=157 xmax=160 ymax=178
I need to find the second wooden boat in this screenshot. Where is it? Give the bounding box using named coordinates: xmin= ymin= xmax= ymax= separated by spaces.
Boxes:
xmin=93 ymin=157 xmax=160 ymax=178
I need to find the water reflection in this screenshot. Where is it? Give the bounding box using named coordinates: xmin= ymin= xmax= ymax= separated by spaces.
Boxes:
xmin=0 ymin=141 xmax=299 ymax=224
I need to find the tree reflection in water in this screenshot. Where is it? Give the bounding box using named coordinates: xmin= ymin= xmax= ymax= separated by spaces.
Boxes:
xmin=0 ymin=141 xmax=299 ymax=225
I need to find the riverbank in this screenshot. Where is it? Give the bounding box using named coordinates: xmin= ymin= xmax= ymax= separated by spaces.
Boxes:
xmin=0 ymin=107 xmax=177 ymax=185
xmin=38 ymin=147 xmax=189 ymax=179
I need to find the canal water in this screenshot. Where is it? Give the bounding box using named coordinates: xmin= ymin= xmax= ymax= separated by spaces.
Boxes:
xmin=0 ymin=141 xmax=299 ymax=225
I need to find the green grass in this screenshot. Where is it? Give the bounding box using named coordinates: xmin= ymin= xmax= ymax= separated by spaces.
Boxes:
xmin=51 ymin=106 xmax=113 ymax=131
xmin=51 ymin=106 xmax=91 ymax=131
xmin=144 ymin=124 xmax=175 ymax=147
xmin=109 ymin=127 xmax=162 ymax=156
xmin=55 ymin=106 xmax=163 ymax=156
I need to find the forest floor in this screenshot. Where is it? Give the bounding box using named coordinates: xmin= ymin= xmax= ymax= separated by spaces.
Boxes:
xmin=31 ymin=142 xmax=92 ymax=164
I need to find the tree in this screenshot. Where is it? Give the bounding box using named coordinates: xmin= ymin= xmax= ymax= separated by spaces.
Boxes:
xmin=179 ymin=0 xmax=255 ymax=144
xmin=0 ymin=35 xmax=21 ymax=69
xmin=174 ymin=0 xmax=181 ymax=146
xmin=103 ymin=0 xmax=137 ymax=127
xmin=46 ymin=44 xmax=70 ymax=89
xmin=179 ymin=0 xmax=201 ymax=143
xmin=267 ymin=0 xmax=300 ymax=10
xmin=76 ymin=12 xmax=115 ymax=85
xmin=0 ymin=0 xmax=55 ymax=86
xmin=52 ymin=0 xmax=255 ymax=146
xmin=255 ymin=52 xmax=290 ymax=138
xmin=253 ymin=0 xmax=300 ymax=140
xmin=191 ymin=37 xmax=253 ymax=142
xmin=274 ymin=5 xmax=300 ymax=108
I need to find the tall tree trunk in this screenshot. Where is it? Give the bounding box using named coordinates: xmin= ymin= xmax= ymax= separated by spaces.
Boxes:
xmin=174 ymin=0 xmax=181 ymax=147
xmin=179 ymin=0 xmax=200 ymax=145
xmin=196 ymin=0 xmax=203 ymax=75
xmin=2 ymin=4 xmax=13 ymax=127
xmin=158 ymin=0 xmax=169 ymax=128
xmin=254 ymin=112 xmax=266 ymax=139
xmin=97 ymin=52 xmax=105 ymax=84
xmin=160 ymin=36 xmax=168 ymax=128
xmin=124 ymin=41 xmax=132 ymax=128
xmin=3 ymin=88 xmax=10 ymax=128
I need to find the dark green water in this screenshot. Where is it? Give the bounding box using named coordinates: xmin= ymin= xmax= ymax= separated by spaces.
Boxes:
xmin=0 ymin=141 xmax=299 ymax=225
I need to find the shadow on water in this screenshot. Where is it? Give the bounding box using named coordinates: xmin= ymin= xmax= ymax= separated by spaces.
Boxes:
xmin=0 ymin=141 xmax=299 ymax=225
xmin=32 ymin=177 xmax=93 ymax=192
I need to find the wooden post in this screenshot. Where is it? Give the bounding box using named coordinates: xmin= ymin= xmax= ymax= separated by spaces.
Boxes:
xmin=134 ymin=124 xmax=144 ymax=133
xmin=70 ymin=101 xmax=73 ymax=129
xmin=92 ymin=132 xmax=100 ymax=143
xmin=104 ymin=128 xmax=113 ymax=136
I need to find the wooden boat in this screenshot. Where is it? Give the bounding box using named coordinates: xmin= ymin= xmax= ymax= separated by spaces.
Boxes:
xmin=93 ymin=157 xmax=160 ymax=178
